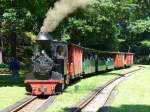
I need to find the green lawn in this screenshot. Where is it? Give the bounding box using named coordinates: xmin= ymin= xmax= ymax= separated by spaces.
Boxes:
xmin=0 ymin=65 xmax=142 ymax=111
xmin=0 ymin=75 xmax=26 ymax=110
xmin=46 ymin=66 xmax=139 ymax=112
xmin=109 ymin=65 xmax=150 ymax=112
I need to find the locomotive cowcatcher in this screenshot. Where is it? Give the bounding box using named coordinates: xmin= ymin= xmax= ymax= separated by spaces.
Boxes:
xmin=25 ymin=32 xmax=68 ymax=95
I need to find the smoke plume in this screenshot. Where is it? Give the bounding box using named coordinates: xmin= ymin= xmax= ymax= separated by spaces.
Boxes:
xmin=40 ymin=0 xmax=89 ymax=32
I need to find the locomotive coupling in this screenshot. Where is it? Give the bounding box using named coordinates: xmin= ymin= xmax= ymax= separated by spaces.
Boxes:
xmin=38 ymin=87 xmax=47 ymax=92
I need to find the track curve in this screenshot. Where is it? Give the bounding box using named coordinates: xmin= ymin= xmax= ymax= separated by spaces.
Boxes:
xmin=71 ymin=66 xmax=142 ymax=112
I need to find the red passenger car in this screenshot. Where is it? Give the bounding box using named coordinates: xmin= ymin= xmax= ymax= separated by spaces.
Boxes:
xmin=68 ymin=44 xmax=83 ymax=79
xmin=125 ymin=53 xmax=134 ymax=66
xmin=112 ymin=52 xmax=125 ymax=68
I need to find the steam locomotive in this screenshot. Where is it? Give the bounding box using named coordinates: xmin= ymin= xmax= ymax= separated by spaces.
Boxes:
xmin=25 ymin=32 xmax=133 ymax=95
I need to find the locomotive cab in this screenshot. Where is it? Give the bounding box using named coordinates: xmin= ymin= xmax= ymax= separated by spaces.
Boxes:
xmin=25 ymin=32 xmax=68 ymax=95
xmin=52 ymin=40 xmax=68 ymax=93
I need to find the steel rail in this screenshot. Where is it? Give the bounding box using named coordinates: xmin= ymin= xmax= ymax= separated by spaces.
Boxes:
xmin=1 ymin=95 xmax=56 ymax=112
xmin=72 ymin=66 xmax=142 ymax=112
xmin=0 ymin=96 xmax=37 ymax=112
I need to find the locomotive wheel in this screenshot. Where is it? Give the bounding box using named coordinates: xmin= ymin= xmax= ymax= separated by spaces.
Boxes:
xmin=65 ymin=75 xmax=70 ymax=85
xmin=55 ymin=83 xmax=65 ymax=94
xmin=25 ymin=84 xmax=32 ymax=93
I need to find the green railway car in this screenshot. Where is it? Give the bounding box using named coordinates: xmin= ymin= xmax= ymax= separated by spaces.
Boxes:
xmin=82 ymin=46 xmax=115 ymax=75
xmin=106 ymin=58 xmax=114 ymax=70
xmin=83 ymin=54 xmax=96 ymax=74
xmin=83 ymin=57 xmax=90 ymax=74
xmin=98 ymin=58 xmax=106 ymax=71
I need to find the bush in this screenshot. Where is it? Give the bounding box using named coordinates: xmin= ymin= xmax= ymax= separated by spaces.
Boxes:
xmin=0 ymin=63 xmax=9 ymax=74
xmin=136 ymin=56 xmax=150 ymax=65
xmin=20 ymin=61 xmax=32 ymax=70
xmin=0 ymin=63 xmax=9 ymax=68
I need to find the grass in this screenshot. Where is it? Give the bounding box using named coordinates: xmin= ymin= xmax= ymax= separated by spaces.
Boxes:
xmin=0 ymin=65 xmax=141 ymax=111
xmin=46 ymin=66 xmax=139 ymax=112
xmin=108 ymin=65 xmax=150 ymax=112
xmin=0 ymin=74 xmax=26 ymax=110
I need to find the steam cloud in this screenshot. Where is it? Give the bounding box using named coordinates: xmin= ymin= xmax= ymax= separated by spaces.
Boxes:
xmin=40 ymin=0 xmax=89 ymax=32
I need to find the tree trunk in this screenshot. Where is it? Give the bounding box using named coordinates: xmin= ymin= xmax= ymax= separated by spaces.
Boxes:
xmin=11 ymin=32 xmax=17 ymax=58
xmin=11 ymin=0 xmax=17 ymax=58
xmin=0 ymin=34 xmax=3 ymax=63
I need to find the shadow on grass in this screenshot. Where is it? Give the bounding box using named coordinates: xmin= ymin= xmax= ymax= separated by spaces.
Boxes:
xmin=0 ymin=68 xmax=123 ymax=88
xmin=0 ymin=75 xmax=25 ymax=87
xmin=63 ymin=104 xmax=150 ymax=112
xmin=84 ymin=71 xmax=121 ymax=79
xmin=64 ymin=72 xmax=121 ymax=93
xmin=100 ymin=105 xmax=150 ymax=112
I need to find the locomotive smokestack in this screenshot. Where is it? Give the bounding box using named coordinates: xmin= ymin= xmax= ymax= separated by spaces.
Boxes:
xmin=37 ymin=32 xmax=53 ymax=41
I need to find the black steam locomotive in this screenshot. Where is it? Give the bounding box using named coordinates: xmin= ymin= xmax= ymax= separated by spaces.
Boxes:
xmin=25 ymin=32 xmax=68 ymax=95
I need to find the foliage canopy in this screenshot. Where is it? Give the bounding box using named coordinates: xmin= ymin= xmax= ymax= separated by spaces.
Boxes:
xmin=0 ymin=0 xmax=149 ymax=64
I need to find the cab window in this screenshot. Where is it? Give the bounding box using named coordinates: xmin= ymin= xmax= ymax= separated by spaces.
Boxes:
xmin=56 ymin=45 xmax=65 ymax=58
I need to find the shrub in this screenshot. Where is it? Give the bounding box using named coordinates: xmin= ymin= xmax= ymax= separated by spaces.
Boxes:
xmin=0 ymin=63 xmax=9 ymax=68
xmin=0 ymin=63 xmax=9 ymax=74
xmin=136 ymin=56 xmax=150 ymax=65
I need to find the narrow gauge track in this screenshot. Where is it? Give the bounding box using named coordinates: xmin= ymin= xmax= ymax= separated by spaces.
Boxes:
xmin=1 ymin=95 xmax=56 ymax=112
xmin=72 ymin=66 xmax=142 ymax=112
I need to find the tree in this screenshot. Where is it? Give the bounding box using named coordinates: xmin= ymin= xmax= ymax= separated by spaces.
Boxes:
xmin=1 ymin=0 xmax=149 ymax=64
